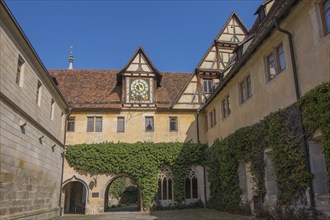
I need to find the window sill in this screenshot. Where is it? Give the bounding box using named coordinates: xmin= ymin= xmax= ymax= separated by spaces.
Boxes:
xmin=239 ymin=95 xmax=252 ymax=106
xmin=222 ymin=114 xmax=231 ymax=121
xmin=266 ymin=68 xmax=287 ymax=84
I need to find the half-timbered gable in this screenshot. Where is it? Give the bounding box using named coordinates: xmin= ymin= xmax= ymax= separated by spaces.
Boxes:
xmin=172 ymin=13 xmax=249 ymax=108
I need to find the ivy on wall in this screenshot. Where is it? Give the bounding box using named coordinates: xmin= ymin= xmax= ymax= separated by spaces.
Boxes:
xmin=65 ymin=82 xmax=329 ymax=214
xmin=298 ymin=82 xmax=330 ymax=189
xmin=65 ymin=142 xmax=206 ymax=209
xmin=207 ymin=82 xmax=329 ymax=213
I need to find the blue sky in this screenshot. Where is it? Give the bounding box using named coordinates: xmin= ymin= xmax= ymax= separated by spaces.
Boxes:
xmin=5 ymin=0 xmax=263 ymax=72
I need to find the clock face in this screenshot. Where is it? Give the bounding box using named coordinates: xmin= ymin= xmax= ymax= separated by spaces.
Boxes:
xmin=127 ymin=78 xmax=152 ymax=103
xmin=130 ymin=79 xmax=149 ymax=96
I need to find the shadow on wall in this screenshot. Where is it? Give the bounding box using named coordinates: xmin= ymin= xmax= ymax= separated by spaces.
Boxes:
xmin=184 ymin=116 xmax=198 ymax=143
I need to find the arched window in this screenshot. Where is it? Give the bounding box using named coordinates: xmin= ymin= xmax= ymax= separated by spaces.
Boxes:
xmin=185 ymin=168 xmax=198 ymax=199
xmin=157 ymin=167 xmax=173 ymax=201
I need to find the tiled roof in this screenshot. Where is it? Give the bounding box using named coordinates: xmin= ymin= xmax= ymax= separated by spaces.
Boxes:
xmin=49 ymin=69 xmax=191 ymax=109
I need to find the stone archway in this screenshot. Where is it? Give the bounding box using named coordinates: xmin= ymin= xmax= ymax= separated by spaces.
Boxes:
xmin=104 ymin=174 xmax=140 ymax=212
xmin=62 ymin=179 xmax=88 ymax=214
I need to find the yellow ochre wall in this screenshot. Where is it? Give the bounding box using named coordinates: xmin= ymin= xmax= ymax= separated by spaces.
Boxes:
xmin=66 ymin=110 xmax=198 ymax=145
xmin=201 ymin=0 xmax=330 ymax=145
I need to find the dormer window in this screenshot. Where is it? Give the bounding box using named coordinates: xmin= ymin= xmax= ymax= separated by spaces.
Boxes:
xmin=203 ymin=79 xmax=213 ymax=93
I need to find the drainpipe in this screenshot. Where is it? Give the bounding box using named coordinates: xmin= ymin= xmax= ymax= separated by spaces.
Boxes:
xmin=59 ymin=107 xmax=72 ymax=216
xmin=273 ymin=17 xmax=317 ymax=220
xmin=273 ymin=17 xmax=300 ymax=100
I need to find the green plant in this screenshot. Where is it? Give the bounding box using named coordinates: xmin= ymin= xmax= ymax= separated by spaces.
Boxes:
xmin=66 ymin=142 xmax=206 ymax=209
xmin=207 ymin=105 xmax=312 ymax=212
xmin=298 ymin=82 xmax=330 ymax=189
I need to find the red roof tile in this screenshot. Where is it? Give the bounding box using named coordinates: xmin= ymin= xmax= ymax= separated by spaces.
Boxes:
xmin=49 ymin=69 xmax=191 ymax=109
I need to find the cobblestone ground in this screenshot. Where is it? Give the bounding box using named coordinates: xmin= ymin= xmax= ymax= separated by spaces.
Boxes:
xmin=53 ymin=208 xmax=257 ymax=220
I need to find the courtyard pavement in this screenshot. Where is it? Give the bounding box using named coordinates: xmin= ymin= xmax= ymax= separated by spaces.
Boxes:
xmin=53 ymin=208 xmax=257 ymax=220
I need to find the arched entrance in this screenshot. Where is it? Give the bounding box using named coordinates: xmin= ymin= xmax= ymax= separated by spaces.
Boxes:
xmin=63 ymin=181 xmax=87 ymax=214
xmin=104 ymin=175 xmax=140 ymax=212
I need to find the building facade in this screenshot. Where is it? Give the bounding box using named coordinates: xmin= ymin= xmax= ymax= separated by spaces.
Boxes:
xmin=198 ymin=0 xmax=330 ymax=216
xmin=1 ymin=0 xmax=329 ymax=219
xmin=0 ymin=1 xmax=68 ymax=219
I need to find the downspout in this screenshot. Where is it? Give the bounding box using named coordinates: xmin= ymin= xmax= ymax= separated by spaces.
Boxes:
xmin=196 ymin=109 xmax=208 ymax=206
xmin=273 ymin=17 xmax=317 ymax=220
xmin=59 ymin=107 xmax=72 ymax=216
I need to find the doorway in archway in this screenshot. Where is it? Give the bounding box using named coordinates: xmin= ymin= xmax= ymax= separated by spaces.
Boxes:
xmin=104 ymin=176 xmax=140 ymax=212
xmin=63 ymin=181 xmax=86 ymax=214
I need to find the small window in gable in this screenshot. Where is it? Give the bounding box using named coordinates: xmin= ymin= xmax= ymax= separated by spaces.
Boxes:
xmin=203 ymin=79 xmax=213 ymax=93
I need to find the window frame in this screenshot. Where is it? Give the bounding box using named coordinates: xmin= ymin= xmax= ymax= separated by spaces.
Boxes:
xmin=276 ymin=44 xmax=286 ymax=72
xmin=203 ymin=79 xmax=213 ymax=93
xmin=145 ymin=116 xmax=154 ymax=132
xmin=239 ymin=75 xmax=252 ymax=104
xmin=320 ymin=0 xmax=330 ymax=36
xmin=16 ymin=55 xmax=25 ymax=87
xmin=117 ymin=116 xmax=125 ymax=132
xmin=50 ymin=99 xmax=55 ymax=120
xmin=67 ymin=116 xmax=75 ymax=132
xmin=87 ymin=116 xmax=103 ymax=132
xmin=222 ymin=95 xmax=231 ymax=119
xmin=265 ymin=43 xmax=286 ymax=82
xmin=209 ymin=108 xmax=217 ymax=128
xmin=36 ymin=81 xmax=42 ymax=106
xmin=169 ymin=117 xmax=178 ymax=132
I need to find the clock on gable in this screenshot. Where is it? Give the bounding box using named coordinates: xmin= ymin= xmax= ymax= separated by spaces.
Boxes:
xmin=121 ymin=47 xmax=160 ymax=107
xmin=126 ymin=78 xmax=153 ymax=103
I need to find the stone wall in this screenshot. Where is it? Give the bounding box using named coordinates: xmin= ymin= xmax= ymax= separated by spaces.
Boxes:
xmin=0 ymin=2 xmax=67 ymax=219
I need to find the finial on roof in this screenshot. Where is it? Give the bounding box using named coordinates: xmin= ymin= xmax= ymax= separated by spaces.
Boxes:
xmin=68 ymin=46 xmax=74 ymax=70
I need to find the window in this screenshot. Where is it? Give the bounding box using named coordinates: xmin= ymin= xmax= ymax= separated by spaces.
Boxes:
xmin=239 ymin=75 xmax=252 ymax=103
xmin=266 ymin=44 xmax=286 ymax=82
xmin=222 ymin=95 xmax=231 ymax=118
xmin=36 ymin=81 xmax=42 ymax=106
xmin=321 ymin=0 xmax=330 ymax=35
xmin=185 ymin=168 xmax=198 ymax=199
xmin=145 ymin=116 xmax=154 ymax=132
xmin=50 ymin=99 xmax=55 ymax=120
xmin=209 ymin=109 xmax=216 ymax=128
xmin=67 ymin=117 xmax=75 ymax=132
xmin=203 ymin=79 xmax=213 ymax=93
xmin=277 ymin=45 xmax=286 ymax=72
xmin=16 ymin=55 xmax=25 ymax=86
xmin=158 ymin=167 xmax=173 ymax=201
xmin=61 ymin=112 xmax=65 ymax=131
xmin=87 ymin=116 xmax=102 ymax=132
xmin=169 ymin=117 xmax=177 ymax=132
xmin=117 ymin=117 xmax=125 ymax=132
